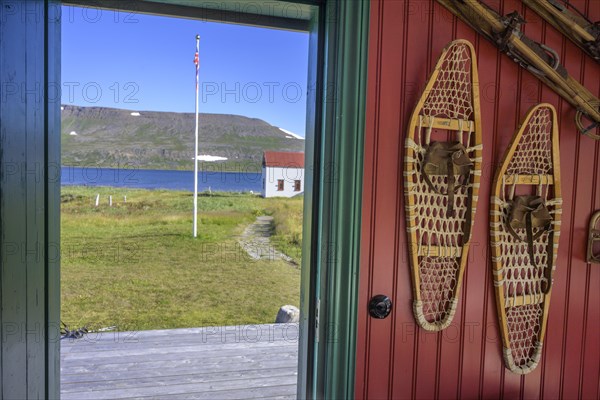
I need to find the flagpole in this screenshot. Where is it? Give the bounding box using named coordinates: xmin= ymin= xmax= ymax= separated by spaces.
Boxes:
xmin=193 ymin=34 xmax=200 ymax=238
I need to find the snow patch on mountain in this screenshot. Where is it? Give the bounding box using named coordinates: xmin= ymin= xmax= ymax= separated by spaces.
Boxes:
xmin=278 ymin=128 xmax=304 ymax=140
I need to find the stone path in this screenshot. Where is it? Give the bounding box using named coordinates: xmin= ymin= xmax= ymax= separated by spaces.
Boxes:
xmin=238 ymin=216 xmax=294 ymax=264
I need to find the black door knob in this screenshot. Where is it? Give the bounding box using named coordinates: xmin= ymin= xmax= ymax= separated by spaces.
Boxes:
xmin=369 ymin=295 xmax=392 ymax=319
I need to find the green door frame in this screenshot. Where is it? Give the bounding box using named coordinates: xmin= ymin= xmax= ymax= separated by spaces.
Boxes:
xmin=298 ymin=1 xmax=370 ymax=399
xmin=0 ymin=0 xmax=368 ymax=397
xmin=0 ymin=1 xmax=61 ymax=398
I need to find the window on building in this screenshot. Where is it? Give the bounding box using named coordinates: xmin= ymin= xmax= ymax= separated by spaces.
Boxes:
xmin=277 ymin=179 xmax=284 ymax=191
xmin=294 ymin=180 xmax=301 ymax=191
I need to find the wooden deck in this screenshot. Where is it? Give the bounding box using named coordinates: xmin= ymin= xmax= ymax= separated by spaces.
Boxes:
xmin=60 ymin=324 xmax=299 ymax=399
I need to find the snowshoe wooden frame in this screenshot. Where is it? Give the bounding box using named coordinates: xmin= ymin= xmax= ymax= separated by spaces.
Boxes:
xmin=404 ymin=39 xmax=482 ymax=331
xmin=490 ymin=104 xmax=562 ymax=374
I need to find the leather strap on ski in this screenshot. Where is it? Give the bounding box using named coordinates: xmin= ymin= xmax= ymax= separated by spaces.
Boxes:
xmin=521 ymin=0 xmax=600 ymax=62
xmin=435 ymin=0 xmax=600 ymax=139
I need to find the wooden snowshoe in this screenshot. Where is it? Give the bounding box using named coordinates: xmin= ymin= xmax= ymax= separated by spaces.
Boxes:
xmin=404 ymin=39 xmax=483 ymax=331
xmin=490 ymin=103 xmax=562 ymax=374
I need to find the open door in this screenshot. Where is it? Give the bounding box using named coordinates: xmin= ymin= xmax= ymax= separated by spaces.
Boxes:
xmin=0 ymin=0 xmax=372 ymax=398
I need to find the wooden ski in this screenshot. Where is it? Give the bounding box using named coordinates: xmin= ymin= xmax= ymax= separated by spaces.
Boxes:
xmin=404 ymin=40 xmax=482 ymax=331
xmin=521 ymin=0 xmax=599 ymax=62
xmin=435 ymin=0 xmax=600 ymax=139
xmin=490 ymin=103 xmax=562 ymax=374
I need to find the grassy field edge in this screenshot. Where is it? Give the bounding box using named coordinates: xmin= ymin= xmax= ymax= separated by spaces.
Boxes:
xmin=61 ymin=186 xmax=303 ymax=332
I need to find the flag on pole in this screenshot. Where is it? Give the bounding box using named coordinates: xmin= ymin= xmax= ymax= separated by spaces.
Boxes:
xmin=194 ymin=42 xmax=200 ymax=89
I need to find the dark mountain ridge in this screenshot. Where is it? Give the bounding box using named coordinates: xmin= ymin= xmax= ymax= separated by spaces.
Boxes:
xmin=61 ymin=105 xmax=305 ymax=171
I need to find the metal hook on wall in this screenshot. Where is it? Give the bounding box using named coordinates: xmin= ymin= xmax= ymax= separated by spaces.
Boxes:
xmin=586 ymin=210 xmax=600 ymax=264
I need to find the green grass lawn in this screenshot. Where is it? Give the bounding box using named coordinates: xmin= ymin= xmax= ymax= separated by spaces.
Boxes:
xmin=61 ymin=186 xmax=303 ymax=332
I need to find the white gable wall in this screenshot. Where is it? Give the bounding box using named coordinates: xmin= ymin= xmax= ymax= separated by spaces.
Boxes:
xmin=262 ymin=166 xmax=304 ymax=198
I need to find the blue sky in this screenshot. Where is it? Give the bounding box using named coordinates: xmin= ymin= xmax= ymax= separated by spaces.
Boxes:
xmin=61 ymin=6 xmax=309 ymax=136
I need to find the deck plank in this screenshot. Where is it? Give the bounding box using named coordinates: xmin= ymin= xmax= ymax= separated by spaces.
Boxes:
xmin=61 ymin=324 xmax=298 ymax=346
xmin=61 ymin=376 xmax=298 ymax=399
xmin=162 ymin=386 xmax=298 ymax=400
xmin=61 ymin=324 xmax=299 ymax=399
xmin=61 ymin=368 xmax=297 ymax=393
xmin=62 ymin=364 xmax=297 ymax=385
xmin=61 ymin=355 xmax=296 ymax=377
xmin=61 ymin=351 xmax=297 ymax=375
xmin=62 ymin=341 xmax=296 ymax=361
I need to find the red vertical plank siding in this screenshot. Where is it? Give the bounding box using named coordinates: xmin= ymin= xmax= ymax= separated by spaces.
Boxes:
xmin=357 ymin=0 xmax=405 ymax=398
xmin=561 ymin=1 xmax=600 ymax=396
xmin=357 ymin=0 xmax=600 ymax=398
xmin=355 ymin=0 xmax=382 ymax=397
xmin=581 ymin=11 xmax=599 ymax=399
xmin=581 ymin=143 xmax=600 ymax=399
xmin=389 ymin=2 xmax=421 ymax=397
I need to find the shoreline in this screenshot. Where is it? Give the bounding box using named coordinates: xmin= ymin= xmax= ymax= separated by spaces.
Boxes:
xmin=61 ymin=163 xmax=264 ymax=174
xmin=60 ymin=184 xmax=260 ymax=195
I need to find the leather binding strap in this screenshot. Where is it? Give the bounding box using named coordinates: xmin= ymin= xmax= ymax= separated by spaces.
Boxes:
xmin=506 ymin=195 xmax=553 ymax=291
xmin=422 ymin=141 xmax=473 ymax=217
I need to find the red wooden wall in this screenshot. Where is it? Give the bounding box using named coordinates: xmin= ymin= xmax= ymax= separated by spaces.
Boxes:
xmin=356 ymin=0 xmax=600 ymax=398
